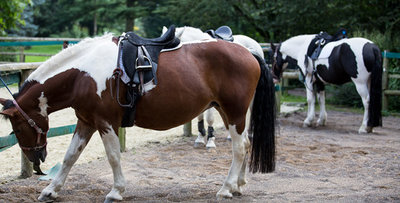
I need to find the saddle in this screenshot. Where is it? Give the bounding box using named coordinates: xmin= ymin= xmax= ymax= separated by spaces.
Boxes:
xmin=306 ymin=28 xmax=347 ymax=60
xmin=205 ymin=26 xmax=234 ymax=42
xmin=114 ymin=25 xmax=180 ymax=127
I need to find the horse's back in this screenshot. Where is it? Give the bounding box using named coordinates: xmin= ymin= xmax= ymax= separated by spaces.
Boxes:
xmin=135 ymin=40 xmax=259 ymax=130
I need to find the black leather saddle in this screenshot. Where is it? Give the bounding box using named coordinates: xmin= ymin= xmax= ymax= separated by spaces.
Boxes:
xmin=114 ymin=25 xmax=180 ymax=127
xmin=206 ymin=25 xmax=234 ymax=42
xmin=119 ymin=25 xmax=180 ymax=87
xmin=307 ymin=28 xmax=347 ymax=60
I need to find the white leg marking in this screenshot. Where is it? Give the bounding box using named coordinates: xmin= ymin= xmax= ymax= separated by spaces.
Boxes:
xmin=217 ymin=125 xmax=247 ymax=199
xmin=206 ymin=137 xmax=216 ymax=149
xmin=39 ymin=125 xmax=94 ymax=202
xmin=304 ymin=78 xmax=316 ymax=127
xmin=38 ymin=92 xmax=49 ymax=117
xmin=101 ymin=124 xmax=126 ymax=201
xmin=354 ymin=83 xmax=371 ymax=133
xmin=317 ymin=91 xmax=327 ymax=126
xmin=195 ymin=113 xmax=206 ymax=148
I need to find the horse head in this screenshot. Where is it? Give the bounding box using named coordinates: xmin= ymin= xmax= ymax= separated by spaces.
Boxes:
xmin=0 ymin=97 xmax=48 ymax=174
xmin=270 ymin=42 xmax=285 ymax=83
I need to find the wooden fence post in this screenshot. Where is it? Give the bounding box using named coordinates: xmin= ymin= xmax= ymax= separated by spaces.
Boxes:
xmin=19 ymin=69 xmax=34 ymax=178
xmin=183 ymin=122 xmax=192 ymax=137
xmin=382 ymin=50 xmax=389 ymax=111
xmin=118 ymin=128 xmax=126 ymax=152
xmin=19 ymin=47 xmax=25 ymax=62
xmin=20 ymin=153 xmax=33 ymax=178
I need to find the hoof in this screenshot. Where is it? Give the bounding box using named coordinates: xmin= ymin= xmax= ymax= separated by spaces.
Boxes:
xmin=358 ymin=126 xmax=373 ymax=134
xmin=316 ymin=120 xmax=326 ymax=127
xmin=38 ymin=189 xmax=57 ymax=202
xmin=303 ymin=121 xmax=313 ymax=128
xmin=226 ymin=134 xmax=232 ymax=141
xmin=194 ymin=135 xmax=206 ymax=148
xmin=216 ymin=189 xmax=233 ymax=200
xmin=105 ymin=189 xmax=123 ymax=202
xmin=206 ymin=137 xmax=216 ymax=149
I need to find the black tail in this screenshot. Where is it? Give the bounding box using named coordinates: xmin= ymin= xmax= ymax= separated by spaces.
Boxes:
xmin=366 ymin=43 xmax=382 ymax=127
xmin=249 ymin=54 xmax=276 ymax=173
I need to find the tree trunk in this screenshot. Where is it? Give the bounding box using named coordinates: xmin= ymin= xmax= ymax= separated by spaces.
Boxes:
xmin=125 ymin=0 xmax=135 ymax=32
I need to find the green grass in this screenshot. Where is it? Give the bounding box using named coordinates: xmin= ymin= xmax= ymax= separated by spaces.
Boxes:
xmin=24 ymin=45 xmax=63 ymax=62
xmin=281 ymin=92 xmax=307 ymax=103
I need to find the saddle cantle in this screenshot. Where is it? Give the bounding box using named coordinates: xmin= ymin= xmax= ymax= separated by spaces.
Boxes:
xmin=114 ymin=25 xmax=180 ymax=127
xmin=306 ymin=28 xmax=348 ymax=60
xmin=206 ymin=26 xmax=234 ymax=42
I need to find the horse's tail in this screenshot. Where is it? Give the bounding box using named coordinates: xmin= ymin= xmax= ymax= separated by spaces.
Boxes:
xmin=249 ymin=54 xmax=276 ymax=173
xmin=367 ymin=43 xmax=383 ymax=127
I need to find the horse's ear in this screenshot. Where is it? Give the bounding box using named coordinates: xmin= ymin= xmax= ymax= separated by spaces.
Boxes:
xmin=270 ymin=43 xmax=276 ymax=51
xmin=0 ymin=108 xmax=16 ymax=118
xmin=0 ymin=98 xmax=7 ymax=106
xmin=162 ymin=26 xmax=168 ymax=35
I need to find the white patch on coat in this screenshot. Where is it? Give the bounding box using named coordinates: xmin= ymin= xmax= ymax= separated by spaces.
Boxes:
xmin=27 ymin=34 xmax=118 ymax=97
xmin=38 ymin=92 xmax=49 ymax=117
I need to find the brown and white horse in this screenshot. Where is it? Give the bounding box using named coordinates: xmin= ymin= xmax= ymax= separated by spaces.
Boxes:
xmin=0 ymin=34 xmax=276 ymax=201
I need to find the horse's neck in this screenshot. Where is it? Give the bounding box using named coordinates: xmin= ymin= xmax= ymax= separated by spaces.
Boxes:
xmin=281 ymin=35 xmax=315 ymax=59
xmin=19 ymin=70 xmax=82 ymax=116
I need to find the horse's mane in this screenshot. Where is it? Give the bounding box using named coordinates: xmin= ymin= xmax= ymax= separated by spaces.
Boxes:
xmin=27 ymin=33 xmax=115 ymax=84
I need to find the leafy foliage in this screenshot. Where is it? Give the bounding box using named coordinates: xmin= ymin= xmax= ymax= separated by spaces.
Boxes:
xmin=0 ymin=0 xmax=30 ymax=35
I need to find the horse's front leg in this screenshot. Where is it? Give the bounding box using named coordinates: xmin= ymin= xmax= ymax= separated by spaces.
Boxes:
xmin=38 ymin=120 xmax=95 ymax=202
xmin=317 ymin=90 xmax=327 ymax=126
xmin=101 ymin=124 xmax=126 ymax=202
xmin=303 ymin=77 xmax=316 ymax=127
xmin=194 ymin=113 xmax=206 ymax=148
xmin=217 ymin=124 xmax=247 ymax=199
xmin=205 ymin=107 xmax=216 ymax=149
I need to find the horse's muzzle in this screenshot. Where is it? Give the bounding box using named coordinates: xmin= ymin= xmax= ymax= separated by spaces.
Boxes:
xmin=24 ymin=148 xmax=47 ymax=175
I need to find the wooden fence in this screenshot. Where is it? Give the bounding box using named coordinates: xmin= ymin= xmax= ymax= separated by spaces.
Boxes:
xmin=382 ymin=50 xmax=400 ymax=111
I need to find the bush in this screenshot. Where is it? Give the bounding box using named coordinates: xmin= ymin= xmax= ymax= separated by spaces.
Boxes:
xmin=326 ymin=83 xmax=363 ymax=108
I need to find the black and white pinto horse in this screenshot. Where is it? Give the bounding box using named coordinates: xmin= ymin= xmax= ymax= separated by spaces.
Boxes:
xmin=271 ymin=35 xmax=382 ymax=133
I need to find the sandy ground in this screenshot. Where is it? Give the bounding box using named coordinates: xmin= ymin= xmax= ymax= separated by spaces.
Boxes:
xmin=1 ymin=86 xmax=399 ymax=202
xmin=0 ymin=87 xmax=193 ymax=181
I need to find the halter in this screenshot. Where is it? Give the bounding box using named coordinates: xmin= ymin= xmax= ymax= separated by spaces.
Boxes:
xmin=12 ymin=100 xmax=48 ymax=151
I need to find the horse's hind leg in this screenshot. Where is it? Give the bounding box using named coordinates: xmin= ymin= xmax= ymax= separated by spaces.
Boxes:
xmin=194 ymin=113 xmax=206 ymax=148
xmin=38 ymin=120 xmax=95 ymax=202
xmin=317 ymin=90 xmax=327 ymax=126
xmin=217 ymin=122 xmax=248 ymax=199
xmin=354 ymin=82 xmax=372 ymax=133
xmin=100 ymin=123 xmax=126 ymax=202
xmin=303 ymin=76 xmax=316 ymax=127
xmin=205 ymin=108 xmax=216 ymax=149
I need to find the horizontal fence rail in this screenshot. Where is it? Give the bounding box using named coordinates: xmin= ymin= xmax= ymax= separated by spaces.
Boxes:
xmin=0 ymin=124 xmax=77 ymax=152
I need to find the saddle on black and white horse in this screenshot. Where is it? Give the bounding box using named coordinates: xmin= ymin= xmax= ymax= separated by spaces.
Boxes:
xmin=206 ymin=25 xmax=234 ymax=42
xmin=113 ymin=25 xmax=181 ymax=127
xmin=306 ymin=28 xmax=348 ymax=60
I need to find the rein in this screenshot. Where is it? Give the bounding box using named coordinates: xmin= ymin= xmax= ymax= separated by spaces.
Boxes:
xmin=12 ymin=100 xmax=48 ymax=151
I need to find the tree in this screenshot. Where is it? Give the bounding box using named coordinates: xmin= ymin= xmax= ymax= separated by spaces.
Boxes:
xmin=0 ymin=0 xmax=30 ymax=35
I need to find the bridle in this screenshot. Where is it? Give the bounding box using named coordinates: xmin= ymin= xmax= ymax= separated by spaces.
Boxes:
xmin=12 ymin=100 xmax=48 ymax=151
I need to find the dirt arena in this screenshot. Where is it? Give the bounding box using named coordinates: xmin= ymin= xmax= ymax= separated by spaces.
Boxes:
xmin=1 ymin=86 xmax=399 ymax=202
